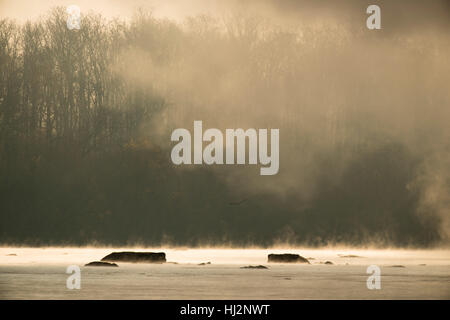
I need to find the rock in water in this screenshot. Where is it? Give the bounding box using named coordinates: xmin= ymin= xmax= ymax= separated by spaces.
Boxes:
xmin=85 ymin=261 xmax=118 ymax=267
xmin=101 ymin=252 xmax=166 ymax=263
xmin=268 ymin=253 xmax=310 ymax=264
xmin=338 ymin=254 xmax=365 ymax=258
xmin=240 ymin=265 xmax=268 ymax=269
xmin=389 ymin=265 xmax=406 ymax=268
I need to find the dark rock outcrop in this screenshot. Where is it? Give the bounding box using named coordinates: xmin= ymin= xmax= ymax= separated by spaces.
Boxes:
xmin=240 ymin=265 xmax=268 ymax=269
xmin=101 ymin=251 xmax=166 ymax=263
xmin=268 ymin=253 xmax=310 ymax=264
xmin=324 ymin=261 xmax=334 ymax=265
xmin=198 ymin=262 xmax=211 ymax=266
xmin=389 ymin=265 xmax=406 ymax=268
xmin=338 ymin=254 xmax=365 ymax=258
xmin=85 ymin=261 xmax=118 ymax=267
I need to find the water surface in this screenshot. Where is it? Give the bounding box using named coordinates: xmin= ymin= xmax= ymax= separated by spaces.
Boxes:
xmin=1 ymin=247 xmax=449 ymax=299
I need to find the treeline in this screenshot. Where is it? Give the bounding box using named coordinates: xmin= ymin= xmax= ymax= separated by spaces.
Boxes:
xmin=0 ymin=9 xmax=168 ymax=244
xmin=0 ymin=8 xmax=165 ymax=160
xmin=0 ymin=8 xmax=444 ymax=246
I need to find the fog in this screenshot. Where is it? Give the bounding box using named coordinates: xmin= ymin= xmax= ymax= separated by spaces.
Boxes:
xmin=0 ymin=0 xmax=449 ymax=247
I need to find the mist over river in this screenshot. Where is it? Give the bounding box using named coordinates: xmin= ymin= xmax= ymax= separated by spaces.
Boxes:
xmin=0 ymin=247 xmax=449 ymax=299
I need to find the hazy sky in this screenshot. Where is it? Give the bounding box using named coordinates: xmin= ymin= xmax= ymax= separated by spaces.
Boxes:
xmin=1 ymin=0 xmax=449 ymax=31
xmin=0 ymin=0 xmax=226 ymax=21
